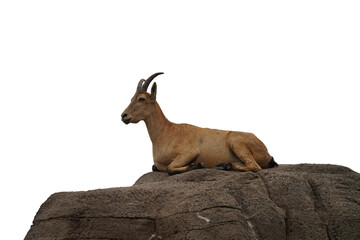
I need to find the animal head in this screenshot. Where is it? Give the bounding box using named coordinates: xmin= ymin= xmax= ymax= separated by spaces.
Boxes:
xmin=121 ymin=72 xmax=164 ymax=124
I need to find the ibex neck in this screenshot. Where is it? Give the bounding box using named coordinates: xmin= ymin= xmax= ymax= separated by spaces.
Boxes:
xmin=144 ymin=102 xmax=172 ymax=143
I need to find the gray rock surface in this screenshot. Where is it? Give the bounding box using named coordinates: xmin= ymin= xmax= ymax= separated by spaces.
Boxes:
xmin=25 ymin=164 xmax=360 ymax=240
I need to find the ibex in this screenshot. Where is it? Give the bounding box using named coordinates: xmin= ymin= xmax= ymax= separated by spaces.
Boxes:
xmin=121 ymin=73 xmax=277 ymax=175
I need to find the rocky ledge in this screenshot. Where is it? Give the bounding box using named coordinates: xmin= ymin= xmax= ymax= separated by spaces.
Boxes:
xmin=25 ymin=164 xmax=360 ymax=240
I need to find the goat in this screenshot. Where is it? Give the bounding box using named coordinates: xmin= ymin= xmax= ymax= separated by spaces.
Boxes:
xmin=121 ymin=73 xmax=277 ymax=175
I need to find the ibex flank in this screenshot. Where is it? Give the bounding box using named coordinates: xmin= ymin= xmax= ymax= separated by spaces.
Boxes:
xmin=121 ymin=73 xmax=277 ymax=175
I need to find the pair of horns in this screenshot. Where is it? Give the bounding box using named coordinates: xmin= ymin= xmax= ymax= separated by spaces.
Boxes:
xmin=137 ymin=72 xmax=164 ymax=92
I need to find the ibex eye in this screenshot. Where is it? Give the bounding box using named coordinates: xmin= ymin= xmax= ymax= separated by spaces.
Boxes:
xmin=138 ymin=98 xmax=145 ymax=103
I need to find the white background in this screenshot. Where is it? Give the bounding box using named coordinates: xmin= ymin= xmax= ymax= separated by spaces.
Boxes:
xmin=1 ymin=1 xmax=359 ymax=239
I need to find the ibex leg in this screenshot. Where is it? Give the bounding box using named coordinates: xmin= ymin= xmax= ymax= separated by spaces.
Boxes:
xmin=229 ymin=143 xmax=261 ymax=172
xmin=167 ymin=150 xmax=199 ymax=175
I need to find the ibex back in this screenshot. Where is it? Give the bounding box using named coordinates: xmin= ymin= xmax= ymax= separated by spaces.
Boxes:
xmin=122 ymin=73 xmax=277 ymax=175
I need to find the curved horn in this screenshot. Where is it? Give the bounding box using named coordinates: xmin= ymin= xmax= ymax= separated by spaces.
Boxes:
xmin=137 ymin=79 xmax=145 ymax=91
xmin=141 ymin=72 xmax=164 ymax=92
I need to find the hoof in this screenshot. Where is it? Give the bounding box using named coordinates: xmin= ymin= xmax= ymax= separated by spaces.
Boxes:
xmin=215 ymin=163 xmax=232 ymax=171
xmin=197 ymin=162 xmax=205 ymax=169
xmin=225 ymin=163 xmax=232 ymax=171
xmin=152 ymin=165 xmax=159 ymax=172
xmin=215 ymin=163 xmax=226 ymax=170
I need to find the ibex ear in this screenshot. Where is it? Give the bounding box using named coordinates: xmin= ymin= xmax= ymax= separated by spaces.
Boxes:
xmin=150 ymin=82 xmax=157 ymax=102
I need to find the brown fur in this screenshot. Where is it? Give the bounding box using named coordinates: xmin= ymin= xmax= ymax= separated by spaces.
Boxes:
xmin=122 ymin=77 xmax=275 ymax=175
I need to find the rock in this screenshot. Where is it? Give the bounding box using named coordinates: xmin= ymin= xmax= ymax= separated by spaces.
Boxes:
xmin=25 ymin=164 xmax=360 ymax=240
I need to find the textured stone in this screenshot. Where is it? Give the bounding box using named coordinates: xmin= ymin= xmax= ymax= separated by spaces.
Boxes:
xmin=25 ymin=164 xmax=360 ymax=240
